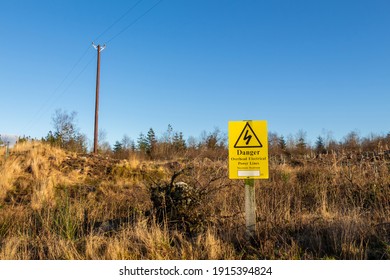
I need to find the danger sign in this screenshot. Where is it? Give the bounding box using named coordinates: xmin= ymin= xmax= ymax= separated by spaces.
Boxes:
xmin=228 ymin=120 xmax=269 ymax=179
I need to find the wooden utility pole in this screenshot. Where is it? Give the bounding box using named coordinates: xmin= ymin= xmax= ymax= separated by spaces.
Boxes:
xmin=245 ymin=178 xmax=256 ymax=238
xmin=92 ymin=43 xmax=106 ymax=154
xmin=5 ymin=142 xmax=10 ymax=159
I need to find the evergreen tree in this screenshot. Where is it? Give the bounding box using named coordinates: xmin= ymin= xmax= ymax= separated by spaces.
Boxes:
xmin=137 ymin=133 xmax=148 ymax=154
xmin=295 ymin=130 xmax=307 ymax=155
xmin=146 ymin=128 xmax=157 ymax=157
xmin=113 ymin=141 xmax=123 ymax=154
xmin=172 ymin=131 xmax=186 ymax=152
xmin=278 ymin=135 xmax=287 ymax=151
xmin=315 ymin=136 xmax=326 ymax=154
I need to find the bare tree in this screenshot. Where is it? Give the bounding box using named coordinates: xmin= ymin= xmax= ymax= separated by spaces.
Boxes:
xmin=45 ymin=109 xmax=87 ymax=152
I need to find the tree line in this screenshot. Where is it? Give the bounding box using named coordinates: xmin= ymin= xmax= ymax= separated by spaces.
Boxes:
xmin=41 ymin=109 xmax=390 ymax=160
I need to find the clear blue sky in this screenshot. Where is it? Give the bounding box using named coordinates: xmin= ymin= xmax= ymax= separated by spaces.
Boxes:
xmin=1 ymin=0 xmax=390 ymax=147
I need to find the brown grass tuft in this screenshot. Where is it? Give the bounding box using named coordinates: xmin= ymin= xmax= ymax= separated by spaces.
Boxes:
xmin=0 ymin=141 xmax=389 ymax=259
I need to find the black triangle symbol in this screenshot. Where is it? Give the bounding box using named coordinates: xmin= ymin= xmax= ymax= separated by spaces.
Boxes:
xmin=234 ymin=122 xmax=263 ymax=148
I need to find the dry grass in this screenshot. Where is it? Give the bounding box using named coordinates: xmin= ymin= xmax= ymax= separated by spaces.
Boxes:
xmin=0 ymin=141 xmax=389 ymax=259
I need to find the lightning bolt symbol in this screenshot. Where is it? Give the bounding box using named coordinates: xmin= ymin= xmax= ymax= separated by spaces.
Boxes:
xmin=243 ymin=130 xmax=252 ymax=145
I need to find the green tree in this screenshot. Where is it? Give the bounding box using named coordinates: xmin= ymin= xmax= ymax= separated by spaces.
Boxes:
xmin=172 ymin=131 xmax=186 ymax=152
xmin=137 ymin=133 xmax=148 ymax=154
xmin=315 ymin=136 xmax=327 ymax=154
xmin=295 ymin=130 xmax=307 ymax=155
xmin=113 ymin=141 xmax=123 ymax=153
xmin=146 ymin=128 xmax=157 ymax=157
xmin=278 ymin=135 xmax=287 ymax=151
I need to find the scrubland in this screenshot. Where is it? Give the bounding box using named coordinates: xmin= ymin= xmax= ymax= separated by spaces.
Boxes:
xmin=0 ymin=141 xmax=389 ymax=259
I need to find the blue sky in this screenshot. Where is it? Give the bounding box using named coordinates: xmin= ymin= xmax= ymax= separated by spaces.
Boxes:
xmin=1 ymin=0 xmax=389 ymax=147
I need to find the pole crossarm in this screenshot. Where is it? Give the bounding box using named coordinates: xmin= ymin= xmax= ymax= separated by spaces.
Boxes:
xmin=92 ymin=42 xmax=106 ymax=52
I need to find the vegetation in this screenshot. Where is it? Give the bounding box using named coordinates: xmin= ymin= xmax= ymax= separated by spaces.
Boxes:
xmin=0 ymin=124 xmax=389 ymax=259
xmin=43 ymin=109 xmax=88 ymax=153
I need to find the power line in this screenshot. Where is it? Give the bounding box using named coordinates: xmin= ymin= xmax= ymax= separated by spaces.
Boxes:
xmin=59 ymin=55 xmax=96 ymax=99
xmin=30 ymin=0 xmax=162 ymax=123
xmin=23 ymin=0 xmax=164 ymax=138
xmin=26 ymin=45 xmax=92 ymax=126
xmin=90 ymin=0 xmax=163 ymax=152
xmin=23 ymin=48 xmax=95 ymax=133
xmin=93 ymin=0 xmax=145 ymax=43
xmin=58 ymin=45 xmax=92 ymax=90
xmin=106 ymin=0 xmax=164 ymax=44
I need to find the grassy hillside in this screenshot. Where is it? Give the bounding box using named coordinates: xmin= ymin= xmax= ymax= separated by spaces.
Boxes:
xmin=0 ymin=141 xmax=389 ymax=259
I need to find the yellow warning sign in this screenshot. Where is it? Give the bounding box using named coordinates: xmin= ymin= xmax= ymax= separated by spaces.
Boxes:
xmin=228 ymin=120 xmax=269 ymax=179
